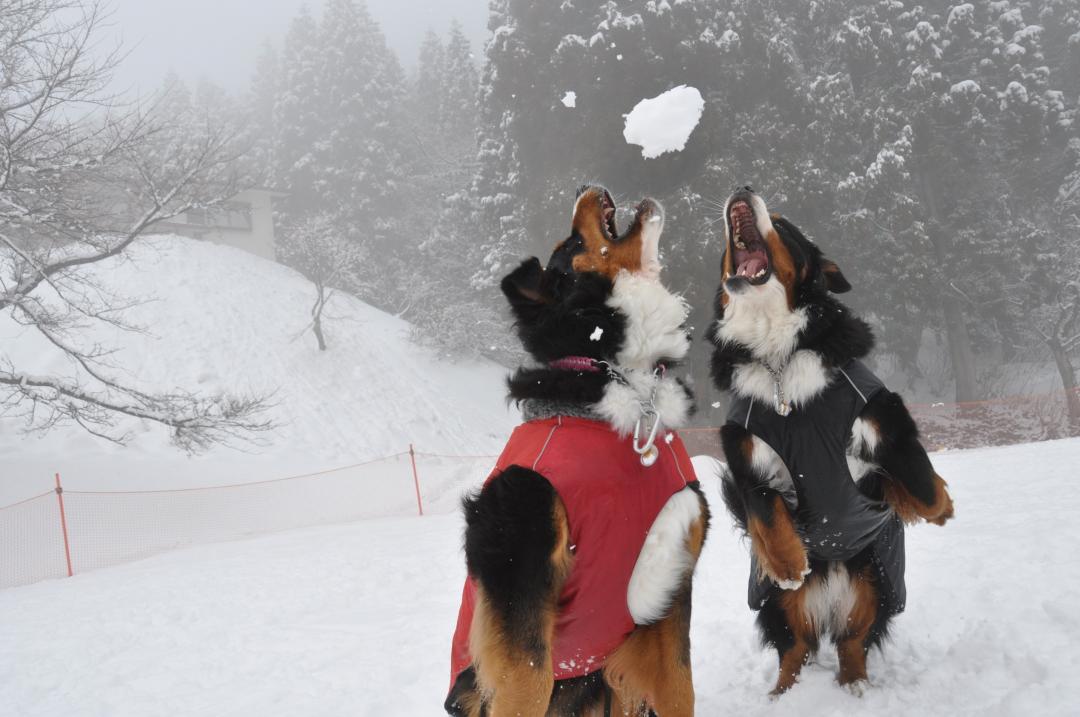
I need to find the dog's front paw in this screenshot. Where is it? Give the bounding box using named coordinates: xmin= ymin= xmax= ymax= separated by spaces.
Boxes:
xmin=749 ymin=500 xmax=811 ymax=590
xmin=924 ymin=475 xmax=954 ymax=526
xmin=769 ymin=557 xmax=811 ymax=591
xmin=754 ymin=536 xmax=810 ymax=591
xmin=927 ymin=492 xmax=954 ymax=526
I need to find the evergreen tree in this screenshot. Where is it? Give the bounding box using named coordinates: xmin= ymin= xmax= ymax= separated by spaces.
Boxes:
xmin=259 ymin=1 xmax=415 ymax=309
xmin=248 ymin=41 xmax=280 ymax=183
xmin=442 ymin=20 xmax=479 ymax=139
xmin=415 ymin=29 xmax=445 ymax=130
xmin=465 ymin=0 xmax=550 ymax=290
xmin=831 ymin=0 xmax=1075 ymax=400
xmin=272 ymin=6 xmax=323 ymax=218
xmin=408 ymin=19 xmax=509 ymax=360
xmin=314 ymin=0 xmax=406 ymax=212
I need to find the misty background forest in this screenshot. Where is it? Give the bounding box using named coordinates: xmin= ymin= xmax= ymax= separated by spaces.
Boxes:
xmin=253 ymin=0 xmax=1080 ymax=426
xmin=3 ymin=0 xmax=1080 ymax=450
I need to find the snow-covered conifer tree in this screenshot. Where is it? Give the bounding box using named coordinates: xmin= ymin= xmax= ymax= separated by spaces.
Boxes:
xmin=272 ymin=6 xmax=323 ymax=220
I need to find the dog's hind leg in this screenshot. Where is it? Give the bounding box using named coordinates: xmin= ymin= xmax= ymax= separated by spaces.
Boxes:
xmin=444 ymin=667 xmax=486 ymax=717
xmin=757 ymin=585 xmax=819 ymax=696
xmin=833 ymin=567 xmax=880 ymax=691
xmin=604 ymin=504 xmax=708 ymax=717
xmin=463 ymin=466 xmax=574 ymax=717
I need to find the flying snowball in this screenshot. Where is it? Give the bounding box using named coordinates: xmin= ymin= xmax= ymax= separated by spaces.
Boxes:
xmin=561 ymin=91 xmax=577 ymax=108
xmin=623 ymin=85 xmax=705 ymax=159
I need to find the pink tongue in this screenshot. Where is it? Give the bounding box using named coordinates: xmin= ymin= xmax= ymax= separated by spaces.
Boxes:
xmin=738 ymin=257 xmax=767 ymax=277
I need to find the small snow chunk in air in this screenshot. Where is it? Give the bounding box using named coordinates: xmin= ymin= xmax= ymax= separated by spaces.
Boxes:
xmin=590 ymin=326 xmax=604 ymax=341
xmin=561 ymin=91 xmax=577 ymax=108
xmin=623 ymin=85 xmax=705 ymax=159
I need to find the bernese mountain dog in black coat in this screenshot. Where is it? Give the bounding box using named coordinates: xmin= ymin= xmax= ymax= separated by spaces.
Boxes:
xmin=708 ymin=186 xmax=955 ymax=695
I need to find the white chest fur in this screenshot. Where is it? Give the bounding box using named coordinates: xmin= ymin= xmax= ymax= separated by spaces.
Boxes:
xmin=626 ymin=485 xmax=703 ymax=624
xmin=730 ymin=351 xmax=830 ymax=408
xmin=716 ymin=277 xmax=804 ymax=361
xmin=716 ymin=277 xmax=831 ymax=408
xmin=595 ymin=272 xmax=693 ymax=435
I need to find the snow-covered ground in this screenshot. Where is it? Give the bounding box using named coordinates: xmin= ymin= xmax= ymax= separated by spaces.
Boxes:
xmin=1 ymin=236 xmax=517 ymax=506
xmin=4 ymin=440 xmax=1079 ymax=716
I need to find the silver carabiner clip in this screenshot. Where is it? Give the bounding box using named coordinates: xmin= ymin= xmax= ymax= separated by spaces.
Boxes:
xmin=633 ymin=409 xmax=662 ymax=467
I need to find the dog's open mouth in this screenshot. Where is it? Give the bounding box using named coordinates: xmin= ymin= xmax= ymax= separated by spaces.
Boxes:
xmin=598 ymin=188 xmax=618 ymax=241
xmin=588 ymin=186 xmax=657 ymax=241
xmin=728 ymin=200 xmax=771 ymax=285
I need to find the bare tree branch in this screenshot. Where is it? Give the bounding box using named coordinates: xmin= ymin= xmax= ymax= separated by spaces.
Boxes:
xmin=0 ymin=0 xmax=274 ymax=451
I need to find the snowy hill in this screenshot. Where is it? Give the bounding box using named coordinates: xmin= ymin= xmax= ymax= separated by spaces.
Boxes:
xmin=1 ymin=236 xmax=518 ymax=503
xmin=2 ymin=438 xmax=1078 ymax=716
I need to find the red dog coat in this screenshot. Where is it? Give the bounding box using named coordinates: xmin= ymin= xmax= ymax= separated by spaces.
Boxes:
xmin=449 ymin=415 xmax=696 ymax=690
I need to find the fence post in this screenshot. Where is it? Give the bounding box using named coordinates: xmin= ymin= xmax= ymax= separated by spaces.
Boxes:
xmin=54 ymin=472 xmax=74 ymax=578
xmin=409 ymin=444 xmax=424 ymax=517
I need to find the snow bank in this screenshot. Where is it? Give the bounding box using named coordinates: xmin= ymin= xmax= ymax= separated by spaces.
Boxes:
xmin=0 ymin=236 xmax=517 ymax=503
xmin=623 ymin=85 xmax=705 ymax=159
xmin=3 ymin=438 xmax=1079 ymax=715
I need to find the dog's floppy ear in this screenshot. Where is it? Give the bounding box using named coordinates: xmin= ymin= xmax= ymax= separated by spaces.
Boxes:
xmin=773 ymin=215 xmax=852 ymax=295
xmin=821 ymin=259 xmax=852 ymax=294
xmin=501 ymin=258 xmax=549 ymax=319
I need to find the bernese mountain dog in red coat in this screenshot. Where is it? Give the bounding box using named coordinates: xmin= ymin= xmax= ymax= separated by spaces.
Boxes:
xmin=708 ymin=186 xmax=955 ymax=695
xmin=446 ymin=186 xmax=709 ymax=717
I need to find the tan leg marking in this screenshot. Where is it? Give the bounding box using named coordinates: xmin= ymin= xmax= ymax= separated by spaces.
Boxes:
xmin=469 ymin=499 xmax=573 ymax=717
xmin=836 ymin=568 xmax=878 ymax=687
xmin=748 ymin=494 xmax=809 ymax=587
xmin=771 ymin=586 xmax=815 ymax=695
xmin=884 ymin=473 xmax=955 ymax=526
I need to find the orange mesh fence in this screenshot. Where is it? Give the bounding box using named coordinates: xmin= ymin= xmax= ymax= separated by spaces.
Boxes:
xmin=3 ymin=391 xmax=1076 ymax=591
xmin=0 ymin=491 xmax=69 ymax=588
xmin=1 ymin=449 xmax=498 ymax=590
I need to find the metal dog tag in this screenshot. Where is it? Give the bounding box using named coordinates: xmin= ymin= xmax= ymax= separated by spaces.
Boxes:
xmin=639 ymin=444 xmax=659 ymax=467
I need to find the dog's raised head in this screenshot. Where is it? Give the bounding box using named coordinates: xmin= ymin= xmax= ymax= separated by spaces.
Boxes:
xmin=568 ymin=185 xmax=663 ymax=281
xmin=711 ymin=185 xmax=873 ymax=406
xmin=721 ymin=186 xmax=851 ymax=309
xmin=501 ymin=184 xmax=692 ymax=434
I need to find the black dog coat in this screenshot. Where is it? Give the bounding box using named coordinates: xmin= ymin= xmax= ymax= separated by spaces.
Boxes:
xmin=727 ymin=359 xmax=906 ymax=614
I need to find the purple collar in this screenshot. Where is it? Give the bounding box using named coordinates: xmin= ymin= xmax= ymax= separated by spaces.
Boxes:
xmin=548 ymin=356 xmax=668 ymax=379
xmin=548 ymin=356 xmax=601 ymax=373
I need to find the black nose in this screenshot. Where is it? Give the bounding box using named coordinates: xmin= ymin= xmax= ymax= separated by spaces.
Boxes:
xmin=738 ymin=185 xmax=754 ymax=194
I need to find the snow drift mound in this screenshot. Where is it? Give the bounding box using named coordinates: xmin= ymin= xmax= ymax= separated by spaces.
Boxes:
xmin=1 ymin=236 xmax=517 ymax=498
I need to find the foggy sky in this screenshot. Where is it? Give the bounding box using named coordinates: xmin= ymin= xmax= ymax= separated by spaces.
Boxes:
xmin=103 ymin=0 xmax=489 ymax=95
